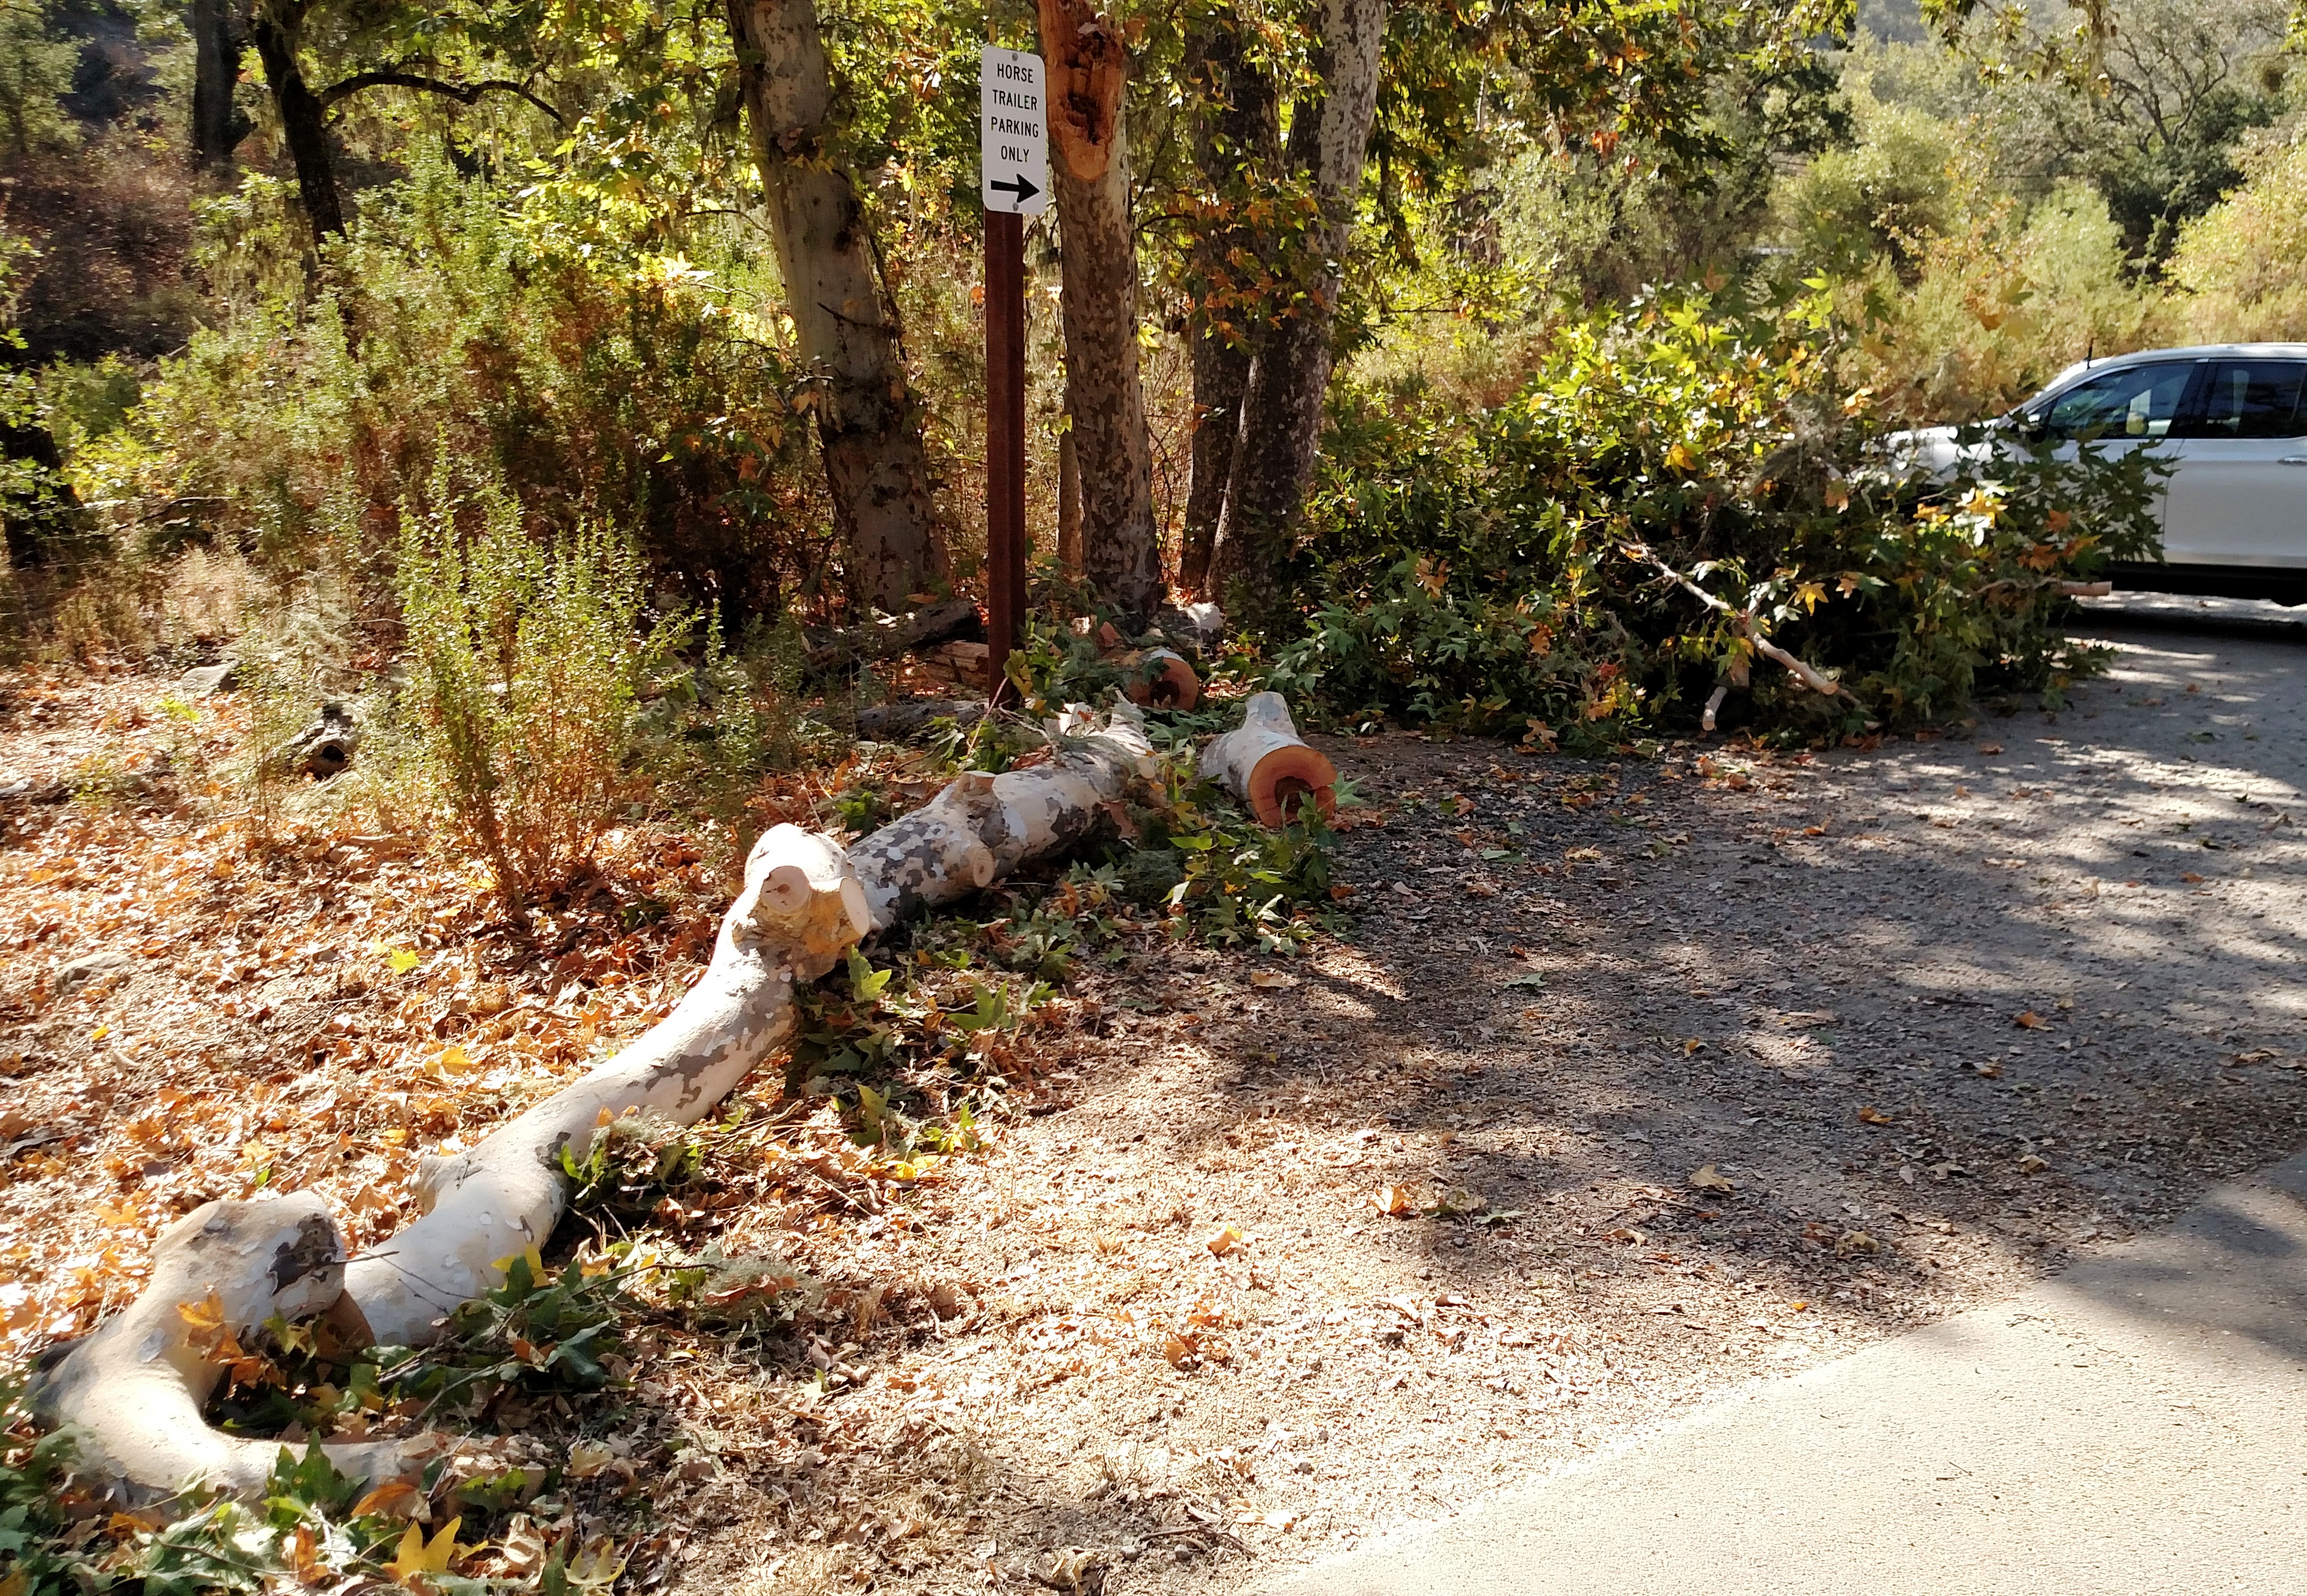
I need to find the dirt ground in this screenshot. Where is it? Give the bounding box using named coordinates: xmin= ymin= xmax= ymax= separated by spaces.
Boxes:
xmin=4 ymin=613 xmax=2305 ymax=1594
xmin=704 ymin=612 xmax=2307 ymax=1594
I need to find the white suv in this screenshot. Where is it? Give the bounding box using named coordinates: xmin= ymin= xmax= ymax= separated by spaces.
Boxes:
xmin=1899 ymin=344 xmax=2307 ymax=605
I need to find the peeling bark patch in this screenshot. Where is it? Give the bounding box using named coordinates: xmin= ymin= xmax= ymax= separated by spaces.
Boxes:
xmin=270 ymin=1214 xmax=344 ymax=1293
xmin=1037 ymin=0 xmax=1126 ymax=180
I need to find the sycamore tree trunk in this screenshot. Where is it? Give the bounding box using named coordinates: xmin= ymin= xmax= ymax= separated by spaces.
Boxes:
xmin=191 ymin=0 xmax=252 ymax=175
xmin=249 ymin=1 xmax=344 ymax=239
xmin=32 ymin=702 xmax=1179 ymax=1501
xmin=1037 ymin=0 xmax=1162 ymax=627
xmin=1213 ymin=0 xmax=1387 ymax=623
xmin=725 ymin=0 xmax=945 ymax=610
xmin=1176 ymin=16 xmax=1278 ymax=600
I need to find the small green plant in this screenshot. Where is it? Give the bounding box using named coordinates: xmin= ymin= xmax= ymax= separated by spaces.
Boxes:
xmin=392 ymin=464 xmax=686 ymax=903
xmin=367 ymin=1248 xmax=628 ymax=1418
xmin=561 ymin=1114 xmax=705 ymax=1227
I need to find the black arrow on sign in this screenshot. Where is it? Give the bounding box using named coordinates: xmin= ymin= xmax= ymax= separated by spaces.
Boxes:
xmin=989 ymin=173 xmax=1039 ymax=202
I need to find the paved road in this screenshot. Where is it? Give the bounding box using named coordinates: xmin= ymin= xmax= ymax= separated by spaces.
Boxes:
xmin=1254 ymin=1148 xmax=2307 ymax=1595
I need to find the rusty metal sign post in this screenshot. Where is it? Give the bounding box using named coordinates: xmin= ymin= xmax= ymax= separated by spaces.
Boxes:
xmin=981 ymin=44 xmax=1047 ymax=702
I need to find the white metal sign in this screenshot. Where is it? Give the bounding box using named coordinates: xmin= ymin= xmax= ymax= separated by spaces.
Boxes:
xmin=980 ymin=45 xmax=1050 ymax=216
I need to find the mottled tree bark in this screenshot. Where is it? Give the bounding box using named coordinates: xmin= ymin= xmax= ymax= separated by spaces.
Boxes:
xmin=724 ymin=0 xmax=946 ymax=610
xmin=33 ymin=703 xmax=1168 ymax=1501
xmin=1176 ymin=16 xmax=1277 ymax=600
xmin=1213 ymin=0 xmax=1387 ymax=620
xmin=248 ymin=2 xmax=343 ymax=239
xmin=1179 ymin=330 xmax=1247 ymax=600
xmin=191 ymin=0 xmax=252 ymax=176
xmin=1037 ymin=0 xmax=1162 ymax=626
xmin=1056 ymin=422 xmax=1082 ymax=573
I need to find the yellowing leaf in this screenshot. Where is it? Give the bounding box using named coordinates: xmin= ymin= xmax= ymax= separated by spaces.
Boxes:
xmin=566 ymin=1441 xmax=614 ymax=1479
xmin=429 ymin=1044 xmax=484 ymax=1078
xmin=1858 ymin=1106 xmax=1895 ymax=1126
xmin=2014 ymin=1011 xmax=2046 ymax=1029
xmin=566 ymin=1534 xmax=627 ymax=1593
xmin=1205 ymin=1225 xmax=1243 ymax=1256
xmin=290 ymin=1523 xmax=332 ymax=1586
xmin=176 ymin=1291 xmax=229 ymax=1352
xmin=383 ymin=1516 xmax=462 ymax=1584
xmin=1687 ymin=1164 xmax=1736 ymax=1195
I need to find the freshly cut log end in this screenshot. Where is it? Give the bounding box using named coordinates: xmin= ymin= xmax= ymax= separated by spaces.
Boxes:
xmin=1117 ymin=648 xmax=1200 ymax=711
xmin=1199 ymin=691 xmax=1337 ymax=827
xmin=1087 ymin=622 xmax=1201 ymax=710
xmin=29 ymin=1193 xmax=435 ymax=1501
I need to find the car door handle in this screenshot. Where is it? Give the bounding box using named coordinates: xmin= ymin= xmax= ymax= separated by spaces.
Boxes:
xmin=2283 ymin=456 xmax=2307 ymax=465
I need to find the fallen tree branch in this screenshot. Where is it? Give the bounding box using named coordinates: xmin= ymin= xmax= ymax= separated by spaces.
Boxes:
xmin=849 ymin=702 xmax=1154 ymax=930
xmin=803 ymin=600 xmax=982 ymax=680
xmin=33 ymin=702 xmax=1166 ymax=1500
xmin=1630 ymin=544 xmax=1861 ymax=709
xmin=27 ymin=1193 xmax=439 ymax=1499
xmin=847 ymin=698 xmax=988 ymax=742
xmin=1200 ymin=693 xmax=1336 ymax=825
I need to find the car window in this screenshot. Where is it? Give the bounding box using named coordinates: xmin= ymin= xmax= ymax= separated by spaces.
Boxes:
xmin=2039 ymin=362 xmax=2196 ymax=441
xmin=2189 ymin=360 xmax=2307 ymax=439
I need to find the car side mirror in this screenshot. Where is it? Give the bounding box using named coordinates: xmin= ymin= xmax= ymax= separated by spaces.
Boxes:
xmin=2011 ymin=413 xmax=2047 ymax=443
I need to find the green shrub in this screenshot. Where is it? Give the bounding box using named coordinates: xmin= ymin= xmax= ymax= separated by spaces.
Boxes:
xmin=392 ymin=469 xmax=687 ymax=902
xmin=99 ymin=151 xmax=828 ymax=620
xmin=1268 ymin=286 xmax=2162 ymax=744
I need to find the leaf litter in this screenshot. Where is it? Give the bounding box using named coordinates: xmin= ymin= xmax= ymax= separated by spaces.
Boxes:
xmin=2 ymin=640 xmax=2305 ymax=1593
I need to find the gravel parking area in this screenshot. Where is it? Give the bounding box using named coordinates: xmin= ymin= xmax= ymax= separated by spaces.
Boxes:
xmin=735 ymin=616 xmax=2307 ymax=1593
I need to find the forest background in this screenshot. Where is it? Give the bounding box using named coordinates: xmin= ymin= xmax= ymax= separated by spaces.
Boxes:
xmin=5 ymin=0 xmax=2304 ymax=791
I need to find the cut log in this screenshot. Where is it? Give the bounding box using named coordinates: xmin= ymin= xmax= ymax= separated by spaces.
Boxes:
xmin=336 ymin=825 xmax=869 ymax=1347
xmin=29 ymin=1193 xmax=439 ymax=1500
xmin=848 ymin=701 xmax=1155 ymax=930
xmin=849 ymin=698 xmax=988 ymax=742
xmin=1114 ymin=648 xmax=1199 ymax=710
xmin=179 ymin=659 xmax=242 ymax=697
xmin=802 ymin=599 xmax=982 ymax=680
xmin=276 ymin=701 xmax=361 ymax=779
xmin=37 ymin=705 xmax=1165 ymax=1499
xmin=1086 ymin=621 xmax=1200 ymax=709
xmin=919 ymin=640 xmax=991 ymax=690
xmin=1200 ymin=691 xmax=1336 ymax=825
